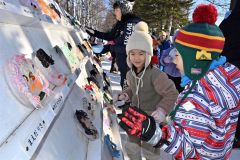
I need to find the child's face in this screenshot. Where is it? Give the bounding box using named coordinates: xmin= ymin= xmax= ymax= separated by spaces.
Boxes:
xmin=129 ymin=49 xmax=146 ymax=70
xmin=173 ymin=50 xmax=184 ymax=74
xmin=114 ymin=7 xmax=122 ymax=21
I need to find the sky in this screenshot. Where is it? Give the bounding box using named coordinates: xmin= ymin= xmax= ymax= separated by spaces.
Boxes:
xmin=190 ymin=0 xmax=230 ymax=25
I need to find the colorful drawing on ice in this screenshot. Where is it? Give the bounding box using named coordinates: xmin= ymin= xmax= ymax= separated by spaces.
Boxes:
xmin=5 ymin=54 xmax=51 ymax=108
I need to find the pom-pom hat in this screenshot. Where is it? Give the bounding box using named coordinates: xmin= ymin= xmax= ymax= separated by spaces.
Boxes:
xmin=175 ymin=4 xmax=225 ymax=80
xmin=126 ymin=21 xmax=153 ymax=68
xmin=168 ymin=4 xmax=225 ymax=120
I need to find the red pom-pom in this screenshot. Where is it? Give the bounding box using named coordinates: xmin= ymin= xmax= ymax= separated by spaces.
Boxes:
xmin=192 ymin=4 xmax=218 ymax=25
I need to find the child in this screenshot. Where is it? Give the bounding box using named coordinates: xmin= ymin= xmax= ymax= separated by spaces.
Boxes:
xmin=116 ymin=21 xmax=178 ymax=160
xmin=118 ymin=4 xmax=240 ymax=160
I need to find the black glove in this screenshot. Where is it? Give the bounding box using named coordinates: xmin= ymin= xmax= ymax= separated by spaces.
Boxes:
xmin=85 ymin=27 xmax=95 ymax=36
xmin=118 ymin=106 xmax=156 ymax=142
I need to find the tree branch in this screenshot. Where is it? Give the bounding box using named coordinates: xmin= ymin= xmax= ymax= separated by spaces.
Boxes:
xmin=204 ymin=0 xmax=230 ymax=9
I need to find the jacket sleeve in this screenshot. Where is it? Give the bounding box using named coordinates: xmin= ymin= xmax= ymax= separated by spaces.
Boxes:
xmin=152 ymin=72 xmax=178 ymax=114
xmin=94 ymin=30 xmax=115 ymax=41
xmin=157 ymin=120 xmax=202 ymax=159
xmin=93 ymin=23 xmax=119 ymax=40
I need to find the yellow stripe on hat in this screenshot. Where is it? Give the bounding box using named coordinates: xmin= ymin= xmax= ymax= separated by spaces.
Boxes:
xmin=196 ymin=50 xmax=212 ymax=60
xmin=180 ymin=30 xmax=225 ymax=41
xmin=175 ymin=39 xmax=223 ymax=53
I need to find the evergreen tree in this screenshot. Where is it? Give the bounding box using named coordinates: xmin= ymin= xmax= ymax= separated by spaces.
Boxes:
xmin=133 ymin=0 xmax=194 ymax=34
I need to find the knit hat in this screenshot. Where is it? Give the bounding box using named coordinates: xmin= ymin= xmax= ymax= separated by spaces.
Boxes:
xmin=174 ymin=4 xmax=225 ymax=80
xmin=126 ymin=21 xmax=153 ymax=68
xmin=113 ymin=0 xmax=135 ymax=15
xmin=168 ymin=4 xmax=225 ymax=121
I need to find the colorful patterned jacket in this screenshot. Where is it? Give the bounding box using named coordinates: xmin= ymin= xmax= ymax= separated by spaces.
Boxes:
xmin=158 ymin=63 xmax=240 ymax=159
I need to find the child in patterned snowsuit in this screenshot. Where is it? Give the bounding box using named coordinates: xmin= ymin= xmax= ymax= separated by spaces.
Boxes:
xmin=118 ymin=4 xmax=240 ymax=160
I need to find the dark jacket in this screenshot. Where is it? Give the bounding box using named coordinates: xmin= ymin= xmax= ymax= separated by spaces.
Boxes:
xmin=158 ymin=39 xmax=171 ymax=53
xmin=219 ymin=0 xmax=240 ymax=68
xmin=92 ymin=14 xmax=141 ymax=65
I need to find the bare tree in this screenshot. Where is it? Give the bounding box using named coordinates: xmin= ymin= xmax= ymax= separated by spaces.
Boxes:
xmin=200 ymin=0 xmax=230 ymax=17
xmin=102 ymin=11 xmax=116 ymax=32
xmin=203 ymin=0 xmax=230 ymax=9
xmin=57 ymin=0 xmax=107 ymax=30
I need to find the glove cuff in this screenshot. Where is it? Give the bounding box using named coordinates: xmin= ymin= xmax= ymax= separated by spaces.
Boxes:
xmin=146 ymin=123 xmax=162 ymax=146
xmin=141 ymin=116 xmax=156 ymax=141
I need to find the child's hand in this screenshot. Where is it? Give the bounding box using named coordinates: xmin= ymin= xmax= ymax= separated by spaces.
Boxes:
xmin=151 ymin=108 xmax=166 ymax=123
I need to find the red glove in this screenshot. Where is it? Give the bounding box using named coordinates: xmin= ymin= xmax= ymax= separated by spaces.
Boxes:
xmin=118 ymin=106 xmax=156 ymax=142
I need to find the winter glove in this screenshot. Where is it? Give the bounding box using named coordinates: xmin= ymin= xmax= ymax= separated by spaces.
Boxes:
xmin=151 ymin=108 xmax=166 ymax=123
xmin=118 ymin=106 xmax=159 ymax=142
xmin=85 ymin=27 xmax=95 ymax=36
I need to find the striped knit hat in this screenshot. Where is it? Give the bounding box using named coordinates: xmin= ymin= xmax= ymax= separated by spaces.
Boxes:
xmin=175 ymin=4 xmax=225 ymax=80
